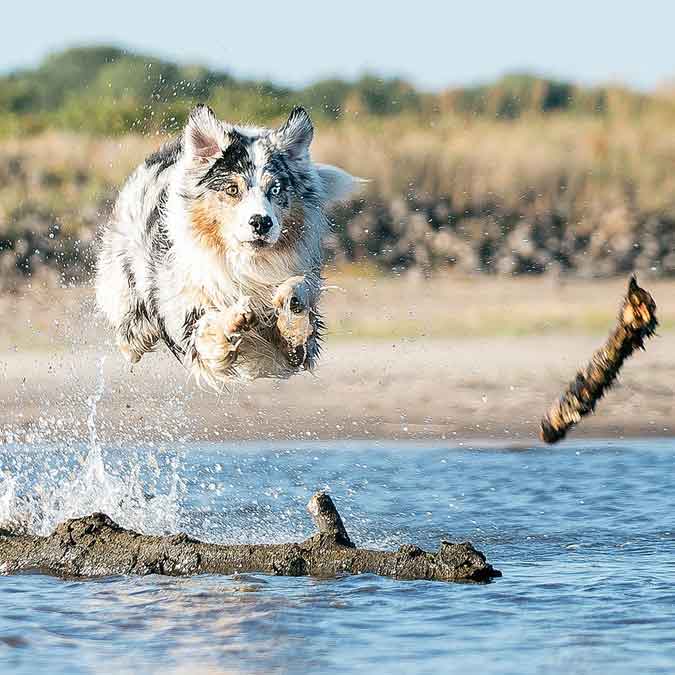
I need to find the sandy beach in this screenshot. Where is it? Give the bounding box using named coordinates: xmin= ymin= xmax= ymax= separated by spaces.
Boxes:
xmin=1 ymin=275 xmax=674 ymax=445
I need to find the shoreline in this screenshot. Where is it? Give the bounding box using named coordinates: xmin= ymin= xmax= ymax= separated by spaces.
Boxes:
xmin=2 ymin=335 xmax=673 ymax=446
xmin=1 ymin=279 xmax=673 ymax=447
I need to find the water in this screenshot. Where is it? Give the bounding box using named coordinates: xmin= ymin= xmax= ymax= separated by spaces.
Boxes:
xmin=1 ymin=438 xmax=675 ymax=674
xmin=0 ymin=358 xmax=183 ymax=537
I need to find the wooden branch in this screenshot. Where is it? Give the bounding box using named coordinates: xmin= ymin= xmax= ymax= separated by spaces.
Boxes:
xmin=0 ymin=492 xmax=500 ymax=583
xmin=541 ymin=276 xmax=658 ymax=444
xmin=307 ymin=491 xmax=354 ymax=547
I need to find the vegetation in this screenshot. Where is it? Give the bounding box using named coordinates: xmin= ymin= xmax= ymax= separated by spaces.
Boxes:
xmin=2 ymin=46 xmax=675 ymax=136
xmin=0 ymin=46 xmax=674 ymax=290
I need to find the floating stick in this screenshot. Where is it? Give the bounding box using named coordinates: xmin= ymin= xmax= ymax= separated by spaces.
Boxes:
xmin=540 ymin=276 xmax=657 ymax=444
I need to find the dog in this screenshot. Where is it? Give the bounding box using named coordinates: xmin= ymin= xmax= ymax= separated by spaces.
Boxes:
xmin=96 ymin=105 xmax=358 ymax=387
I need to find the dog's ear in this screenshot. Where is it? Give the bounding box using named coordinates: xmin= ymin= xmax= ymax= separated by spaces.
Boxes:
xmin=272 ymin=106 xmax=313 ymax=158
xmin=184 ymin=105 xmax=227 ymax=163
xmin=316 ymin=164 xmax=366 ymax=203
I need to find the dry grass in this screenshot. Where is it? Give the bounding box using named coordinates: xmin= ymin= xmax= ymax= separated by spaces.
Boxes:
xmin=3 ymin=111 xmax=675 ymax=235
xmin=1 ymin=111 xmax=675 ymax=288
xmin=316 ymin=115 xmax=675 ymax=225
xmin=322 ymin=270 xmax=675 ymax=339
xmin=0 ymin=132 xmax=157 ymax=235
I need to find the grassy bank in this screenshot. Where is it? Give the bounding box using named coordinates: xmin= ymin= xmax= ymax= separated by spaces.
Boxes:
xmin=2 ymin=110 xmax=675 ymax=290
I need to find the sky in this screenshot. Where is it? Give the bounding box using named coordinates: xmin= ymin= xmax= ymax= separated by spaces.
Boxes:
xmin=2 ymin=1 xmax=674 ymax=90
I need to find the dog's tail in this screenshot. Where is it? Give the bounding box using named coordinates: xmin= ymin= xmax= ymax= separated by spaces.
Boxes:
xmin=316 ymin=164 xmax=368 ymax=204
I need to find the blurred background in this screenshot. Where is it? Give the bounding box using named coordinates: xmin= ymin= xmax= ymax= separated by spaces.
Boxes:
xmin=1 ymin=1 xmax=674 ymax=441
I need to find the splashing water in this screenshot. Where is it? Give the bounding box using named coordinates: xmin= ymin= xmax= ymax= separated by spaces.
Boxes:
xmin=0 ymin=471 xmax=19 ymax=530
xmin=83 ymin=355 xmax=107 ymax=486
xmin=0 ymin=357 xmax=185 ymax=536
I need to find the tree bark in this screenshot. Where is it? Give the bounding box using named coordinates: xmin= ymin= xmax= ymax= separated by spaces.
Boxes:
xmin=541 ymin=275 xmax=658 ymax=444
xmin=0 ymin=492 xmax=500 ymax=583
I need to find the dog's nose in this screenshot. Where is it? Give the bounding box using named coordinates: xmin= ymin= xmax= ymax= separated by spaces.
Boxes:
xmin=249 ymin=214 xmax=273 ymax=236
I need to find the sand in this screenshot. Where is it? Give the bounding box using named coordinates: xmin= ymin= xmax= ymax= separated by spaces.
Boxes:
xmin=1 ymin=275 xmax=673 ymax=445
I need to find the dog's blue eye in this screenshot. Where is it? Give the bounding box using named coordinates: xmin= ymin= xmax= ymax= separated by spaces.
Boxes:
xmin=270 ymin=183 xmax=281 ymax=197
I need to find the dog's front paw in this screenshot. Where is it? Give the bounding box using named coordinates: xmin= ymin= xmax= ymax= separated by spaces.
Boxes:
xmin=273 ymin=277 xmax=314 ymax=366
xmin=273 ymin=276 xmax=311 ymax=316
xmin=194 ymin=298 xmax=256 ymax=372
xmin=224 ymin=296 xmax=257 ymax=335
xmin=194 ymin=311 xmax=240 ymax=371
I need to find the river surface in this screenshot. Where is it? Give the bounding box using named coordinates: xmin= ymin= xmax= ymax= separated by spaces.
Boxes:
xmin=0 ymin=438 xmax=674 ymax=674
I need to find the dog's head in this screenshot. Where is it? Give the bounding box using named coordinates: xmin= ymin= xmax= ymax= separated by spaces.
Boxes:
xmin=180 ymin=105 xmax=358 ymax=257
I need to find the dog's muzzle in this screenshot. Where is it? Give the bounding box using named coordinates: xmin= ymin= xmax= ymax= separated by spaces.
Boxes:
xmin=249 ymin=214 xmax=273 ymax=237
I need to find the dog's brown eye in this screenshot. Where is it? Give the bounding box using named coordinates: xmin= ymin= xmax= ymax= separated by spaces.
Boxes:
xmin=225 ymin=184 xmax=239 ymax=197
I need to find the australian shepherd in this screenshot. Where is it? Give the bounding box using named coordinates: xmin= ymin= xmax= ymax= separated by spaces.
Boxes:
xmin=96 ymin=105 xmax=358 ymax=387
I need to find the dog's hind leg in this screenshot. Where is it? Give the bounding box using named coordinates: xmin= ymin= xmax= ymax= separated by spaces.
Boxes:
xmin=96 ymin=244 xmax=159 ymax=364
xmin=116 ymin=304 xmax=160 ymax=364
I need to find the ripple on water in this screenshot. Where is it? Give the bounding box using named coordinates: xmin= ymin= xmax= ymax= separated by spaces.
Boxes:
xmin=0 ymin=438 xmax=675 ymax=673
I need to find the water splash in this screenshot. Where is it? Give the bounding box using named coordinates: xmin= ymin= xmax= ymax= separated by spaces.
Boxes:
xmin=83 ymin=355 xmax=107 ymax=483
xmin=0 ymin=357 xmax=185 ymax=536
xmin=0 ymin=471 xmax=19 ymax=531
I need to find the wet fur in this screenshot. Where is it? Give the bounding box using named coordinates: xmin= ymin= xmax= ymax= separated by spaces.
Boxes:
xmin=96 ymin=105 xmax=357 ymax=386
